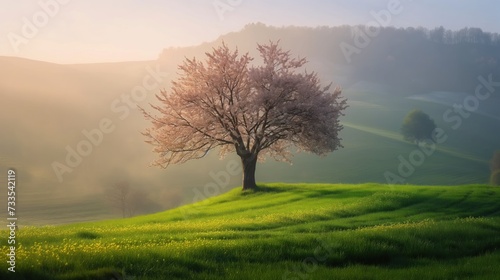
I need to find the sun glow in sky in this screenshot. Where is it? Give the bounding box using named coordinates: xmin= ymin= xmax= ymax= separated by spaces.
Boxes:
xmin=1 ymin=0 xmax=499 ymax=64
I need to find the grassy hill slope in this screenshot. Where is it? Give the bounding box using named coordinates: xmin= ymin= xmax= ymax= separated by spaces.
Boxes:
xmin=2 ymin=183 xmax=500 ymax=279
xmin=2 ymin=35 xmax=500 ymax=225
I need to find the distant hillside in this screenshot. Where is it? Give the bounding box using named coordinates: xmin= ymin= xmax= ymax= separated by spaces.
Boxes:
xmin=159 ymin=23 xmax=500 ymax=93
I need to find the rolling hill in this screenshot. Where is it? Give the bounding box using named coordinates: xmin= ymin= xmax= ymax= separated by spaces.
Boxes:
xmin=1 ymin=24 xmax=500 ymax=225
xmin=1 ymin=183 xmax=500 ymax=279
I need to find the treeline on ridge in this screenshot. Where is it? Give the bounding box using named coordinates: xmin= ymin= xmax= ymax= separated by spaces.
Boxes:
xmin=159 ymin=23 xmax=500 ymax=94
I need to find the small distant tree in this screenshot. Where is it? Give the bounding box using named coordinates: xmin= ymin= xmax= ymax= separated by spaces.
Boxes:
xmin=491 ymin=170 xmax=500 ymax=186
xmin=491 ymin=151 xmax=500 ymax=172
xmin=401 ymin=109 xmax=436 ymax=144
xmin=105 ymin=183 xmax=162 ymax=217
xmin=105 ymin=182 xmax=133 ymax=218
xmin=141 ymin=42 xmax=347 ymax=191
xmin=491 ymin=151 xmax=500 ymax=186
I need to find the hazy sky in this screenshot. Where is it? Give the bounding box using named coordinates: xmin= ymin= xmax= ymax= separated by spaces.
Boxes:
xmin=1 ymin=0 xmax=499 ymax=64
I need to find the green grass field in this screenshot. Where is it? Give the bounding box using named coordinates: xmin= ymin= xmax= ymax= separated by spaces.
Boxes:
xmin=256 ymin=92 xmax=497 ymax=186
xmin=2 ymin=89 xmax=499 ymax=227
xmin=2 ymin=183 xmax=500 ymax=279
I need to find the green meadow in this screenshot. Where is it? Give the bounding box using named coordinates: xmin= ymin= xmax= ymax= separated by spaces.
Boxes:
xmin=2 ymin=67 xmax=499 ymax=279
xmin=2 ymin=183 xmax=500 ymax=279
xmin=256 ymin=91 xmax=498 ymax=187
xmin=2 ymin=22 xmax=500 ymax=280
xmin=8 ymin=90 xmax=500 ymax=226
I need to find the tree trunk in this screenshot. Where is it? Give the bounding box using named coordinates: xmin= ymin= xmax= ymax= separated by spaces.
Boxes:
xmin=241 ymin=154 xmax=257 ymax=191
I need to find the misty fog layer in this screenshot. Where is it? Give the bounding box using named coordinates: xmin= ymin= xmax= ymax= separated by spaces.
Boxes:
xmin=1 ymin=24 xmax=499 ymax=224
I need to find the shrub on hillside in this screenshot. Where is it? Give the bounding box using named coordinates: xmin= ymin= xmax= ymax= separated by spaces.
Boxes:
xmin=491 ymin=170 xmax=500 ymax=186
xmin=490 ymin=151 xmax=500 ymax=186
xmin=401 ymin=109 xmax=436 ymax=144
xmin=491 ymin=151 xmax=500 ymax=172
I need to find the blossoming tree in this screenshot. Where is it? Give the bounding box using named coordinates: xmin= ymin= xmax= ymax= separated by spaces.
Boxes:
xmin=142 ymin=42 xmax=347 ymax=190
